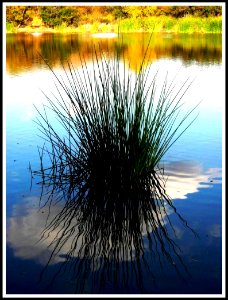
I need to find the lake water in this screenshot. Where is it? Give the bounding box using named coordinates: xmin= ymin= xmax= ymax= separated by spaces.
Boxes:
xmin=5 ymin=33 xmax=224 ymax=295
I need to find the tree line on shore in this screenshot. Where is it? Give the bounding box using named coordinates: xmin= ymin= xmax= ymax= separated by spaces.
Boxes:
xmin=6 ymin=5 xmax=222 ymax=28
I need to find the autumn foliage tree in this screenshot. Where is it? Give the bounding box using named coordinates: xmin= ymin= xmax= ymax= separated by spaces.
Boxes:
xmin=6 ymin=6 xmax=34 ymax=27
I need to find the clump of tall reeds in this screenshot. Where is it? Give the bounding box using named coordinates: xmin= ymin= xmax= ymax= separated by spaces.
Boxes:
xmin=33 ymin=41 xmax=199 ymax=292
xmin=34 ymin=44 xmax=199 ymax=197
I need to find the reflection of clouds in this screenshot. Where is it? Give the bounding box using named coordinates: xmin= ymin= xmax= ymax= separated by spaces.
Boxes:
xmin=7 ymin=161 xmax=222 ymax=265
xmin=7 ymin=197 xmax=82 ymax=265
xmin=7 ymin=196 xmax=170 ymax=266
xmin=145 ymin=59 xmax=224 ymax=112
xmin=163 ymin=160 xmax=222 ymax=199
xmin=207 ymin=224 xmax=222 ymax=238
xmin=9 ymin=171 xmax=21 ymax=182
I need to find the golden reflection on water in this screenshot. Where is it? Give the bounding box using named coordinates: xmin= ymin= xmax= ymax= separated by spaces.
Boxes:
xmin=6 ymin=32 xmax=222 ymax=75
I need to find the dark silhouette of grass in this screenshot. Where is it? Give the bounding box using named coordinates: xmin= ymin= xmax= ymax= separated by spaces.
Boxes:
xmin=32 ymin=41 xmax=199 ymax=293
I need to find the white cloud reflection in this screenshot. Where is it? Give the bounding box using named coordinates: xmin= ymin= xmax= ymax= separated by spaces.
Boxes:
xmin=163 ymin=160 xmax=222 ymax=199
xmin=6 ymin=161 xmax=221 ymax=265
xmin=7 ymin=196 xmax=171 ymax=266
xmin=7 ymin=197 xmax=79 ymax=265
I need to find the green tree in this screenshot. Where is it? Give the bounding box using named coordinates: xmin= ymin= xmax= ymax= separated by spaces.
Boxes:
xmin=40 ymin=6 xmax=78 ymax=27
xmin=59 ymin=7 xmax=78 ymax=26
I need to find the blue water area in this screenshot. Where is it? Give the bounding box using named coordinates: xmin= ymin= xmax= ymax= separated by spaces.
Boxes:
xmin=5 ymin=33 xmax=223 ymax=295
xmin=6 ymin=181 xmax=222 ymax=294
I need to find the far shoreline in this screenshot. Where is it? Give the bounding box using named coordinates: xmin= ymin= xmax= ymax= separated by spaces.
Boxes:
xmin=6 ymin=16 xmax=222 ymax=35
xmin=6 ymin=27 xmax=222 ymax=35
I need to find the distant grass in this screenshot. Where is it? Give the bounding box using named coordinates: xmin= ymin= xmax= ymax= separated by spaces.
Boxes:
xmin=177 ymin=16 xmax=222 ymax=33
xmin=76 ymin=22 xmax=118 ymax=33
xmin=6 ymin=16 xmax=222 ymax=34
xmin=119 ymin=16 xmax=222 ymax=33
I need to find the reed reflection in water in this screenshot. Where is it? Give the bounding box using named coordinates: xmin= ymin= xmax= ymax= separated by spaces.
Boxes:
xmin=31 ymin=164 xmax=197 ymax=293
xmin=7 ymin=161 xmax=221 ymax=293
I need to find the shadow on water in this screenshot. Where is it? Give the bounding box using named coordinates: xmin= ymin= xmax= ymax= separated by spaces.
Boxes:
xmin=30 ymin=40 xmax=199 ymax=293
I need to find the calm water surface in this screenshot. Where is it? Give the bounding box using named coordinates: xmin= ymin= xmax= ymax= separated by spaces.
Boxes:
xmin=5 ymin=33 xmax=223 ymax=295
